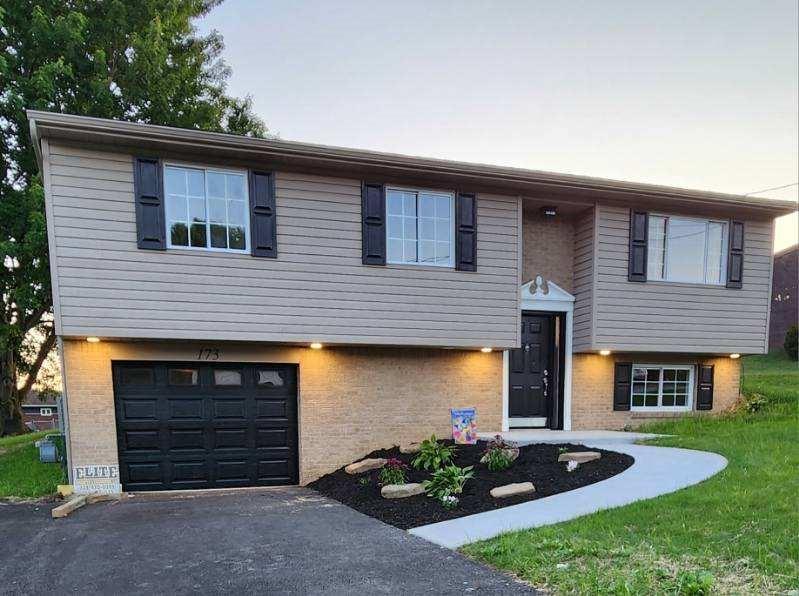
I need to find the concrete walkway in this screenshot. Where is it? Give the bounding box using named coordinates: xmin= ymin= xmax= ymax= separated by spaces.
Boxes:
xmin=410 ymin=442 xmax=727 ymax=549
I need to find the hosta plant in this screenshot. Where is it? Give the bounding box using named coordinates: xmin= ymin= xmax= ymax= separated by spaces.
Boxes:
xmin=423 ymin=465 xmax=474 ymax=500
xmin=412 ymin=435 xmax=457 ymax=471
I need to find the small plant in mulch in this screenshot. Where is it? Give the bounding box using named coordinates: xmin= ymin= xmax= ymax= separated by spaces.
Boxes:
xmin=423 ymin=464 xmax=474 ymax=506
xmin=378 ymin=458 xmax=408 ymax=485
xmin=439 ymin=495 xmax=459 ymax=510
xmin=481 ymin=435 xmax=516 ymax=472
xmin=412 ymin=435 xmax=456 ymax=471
xmin=357 ymin=476 xmax=371 ymax=487
xmin=558 ymin=446 xmax=568 ymax=455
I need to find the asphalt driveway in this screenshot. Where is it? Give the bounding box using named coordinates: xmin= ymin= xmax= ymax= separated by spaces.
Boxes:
xmin=0 ymin=487 xmax=534 ymax=595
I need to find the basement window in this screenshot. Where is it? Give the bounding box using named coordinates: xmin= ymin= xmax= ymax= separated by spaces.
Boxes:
xmin=631 ymin=365 xmax=694 ymax=412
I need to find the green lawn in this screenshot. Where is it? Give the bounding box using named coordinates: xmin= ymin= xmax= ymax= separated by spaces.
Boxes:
xmin=0 ymin=431 xmax=66 ymax=499
xmin=464 ymin=352 xmax=799 ymax=594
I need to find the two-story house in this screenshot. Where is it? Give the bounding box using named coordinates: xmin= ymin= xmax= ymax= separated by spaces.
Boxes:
xmin=28 ymin=111 xmax=796 ymax=494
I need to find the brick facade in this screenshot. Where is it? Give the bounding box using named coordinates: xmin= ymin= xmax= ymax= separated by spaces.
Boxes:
xmin=61 ymin=340 xmax=502 ymax=488
xmin=571 ymin=353 xmax=741 ymax=429
xmin=522 ymin=205 xmax=576 ymax=291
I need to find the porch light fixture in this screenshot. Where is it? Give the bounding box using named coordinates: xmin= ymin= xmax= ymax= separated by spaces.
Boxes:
xmin=541 ymin=206 xmax=557 ymax=217
xmin=480 ymin=347 xmax=493 ymax=353
xmin=729 ymin=353 xmax=740 ymax=359
xmin=599 ymin=349 xmax=611 ymax=356
xmin=86 ymin=337 xmax=100 ymax=343
xmin=310 ymin=342 xmax=323 ymax=350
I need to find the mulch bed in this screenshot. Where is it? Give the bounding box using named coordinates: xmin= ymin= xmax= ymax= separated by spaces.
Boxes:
xmin=308 ymin=441 xmax=634 ymax=529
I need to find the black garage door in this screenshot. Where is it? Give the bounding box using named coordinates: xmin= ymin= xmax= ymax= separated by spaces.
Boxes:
xmin=113 ymin=362 xmax=298 ymax=491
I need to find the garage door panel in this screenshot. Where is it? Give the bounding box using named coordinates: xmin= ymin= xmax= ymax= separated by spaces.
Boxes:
xmin=169 ymin=429 xmax=206 ymax=450
xmin=258 ymin=459 xmax=292 ymax=479
xmin=212 ymin=399 xmax=247 ymax=419
xmin=255 ymin=399 xmax=288 ymax=419
xmin=122 ymin=430 xmax=160 ymax=451
xmin=216 ymin=460 xmax=250 ymax=482
xmin=113 ymin=362 xmax=298 ymax=491
xmin=171 ymin=461 xmax=209 ymax=483
xmin=256 ymin=428 xmax=288 ymax=447
xmin=214 ymin=429 xmax=248 ymax=449
xmin=167 ymin=398 xmax=204 ymax=420
xmin=121 ymin=399 xmax=158 ymax=420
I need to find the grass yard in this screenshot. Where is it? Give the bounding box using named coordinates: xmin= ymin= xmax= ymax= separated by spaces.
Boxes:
xmin=0 ymin=431 xmax=65 ymax=499
xmin=464 ymin=352 xmax=798 ymax=594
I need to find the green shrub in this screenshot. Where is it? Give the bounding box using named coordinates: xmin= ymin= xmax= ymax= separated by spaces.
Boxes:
xmin=358 ymin=476 xmax=371 ymax=487
xmin=423 ymin=464 xmax=474 ymax=500
xmin=412 ymin=435 xmax=456 ymax=471
xmin=483 ymin=448 xmax=513 ymax=472
xmin=785 ymin=325 xmax=798 ymax=360
xmin=481 ymin=436 xmax=516 ymax=472
xmin=741 ymin=392 xmax=768 ymax=413
xmin=378 ymin=458 xmax=407 ymax=485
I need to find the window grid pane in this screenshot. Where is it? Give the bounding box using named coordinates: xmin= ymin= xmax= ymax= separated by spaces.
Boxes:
xmin=164 ymin=166 xmax=247 ymax=252
xmin=648 ymin=214 xmax=727 ymax=285
xmin=386 ymin=189 xmax=453 ymax=266
xmin=631 ymin=366 xmax=692 ymax=409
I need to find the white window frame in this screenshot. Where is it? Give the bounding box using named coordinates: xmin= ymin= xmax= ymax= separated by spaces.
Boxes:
xmin=647 ymin=214 xmax=729 ymax=285
xmin=630 ymin=364 xmax=694 ymax=412
xmin=40 ymin=407 xmax=53 ymax=416
xmin=163 ymin=162 xmax=250 ymax=254
xmin=385 ymin=186 xmax=455 ymax=268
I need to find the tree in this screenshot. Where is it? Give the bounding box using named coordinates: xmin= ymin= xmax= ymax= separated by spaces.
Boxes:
xmin=0 ymin=0 xmax=267 ymax=434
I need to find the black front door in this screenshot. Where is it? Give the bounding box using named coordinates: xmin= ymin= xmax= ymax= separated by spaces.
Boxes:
xmin=509 ymin=313 xmax=553 ymax=421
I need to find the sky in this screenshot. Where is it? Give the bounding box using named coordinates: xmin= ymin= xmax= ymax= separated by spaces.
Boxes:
xmin=198 ymin=0 xmax=798 ymax=251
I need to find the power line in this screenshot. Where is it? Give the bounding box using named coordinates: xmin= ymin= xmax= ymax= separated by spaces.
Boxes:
xmin=744 ymin=182 xmax=798 ymax=196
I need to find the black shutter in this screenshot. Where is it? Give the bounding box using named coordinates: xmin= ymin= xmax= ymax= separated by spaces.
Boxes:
xmin=628 ymin=210 xmax=648 ymax=282
xmin=455 ymin=191 xmax=477 ymax=271
xmin=362 ymin=182 xmax=386 ymax=265
xmin=613 ymin=362 xmax=632 ymax=411
xmin=133 ymin=157 xmax=165 ymax=250
xmin=696 ymin=364 xmax=715 ymax=410
xmin=726 ymin=220 xmax=744 ymax=289
xmin=249 ymin=170 xmax=277 ymax=258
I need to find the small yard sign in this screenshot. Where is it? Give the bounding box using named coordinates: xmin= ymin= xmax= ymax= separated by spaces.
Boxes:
xmin=73 ymin=464 xmax=121 ymax=494
xmin=451 ymin=407 xmax=477 ymax=444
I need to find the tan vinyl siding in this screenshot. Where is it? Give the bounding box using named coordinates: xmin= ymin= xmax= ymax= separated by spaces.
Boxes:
xmin=593 ymin=204 xmax=773 ymax=353
xmin=572 ymin=207 xmax=595 ymax=352
xmin=46 ymin=142 xmax=521 ymax=347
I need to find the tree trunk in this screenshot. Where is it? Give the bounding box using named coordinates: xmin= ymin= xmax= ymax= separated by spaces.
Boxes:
xmin=0 ymin=349 xmax=25 ymax=436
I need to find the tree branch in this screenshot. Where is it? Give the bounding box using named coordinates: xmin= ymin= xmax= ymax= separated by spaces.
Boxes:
xmin=19 ymin=327 xmax=56 ymax=399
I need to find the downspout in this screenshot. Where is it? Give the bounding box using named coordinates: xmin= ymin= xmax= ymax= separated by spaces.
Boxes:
xmin=56 ymin=337 xmax=73 ymax=483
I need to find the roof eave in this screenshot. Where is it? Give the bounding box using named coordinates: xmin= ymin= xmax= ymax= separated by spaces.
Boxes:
xmin=26 ymin=110 xmax=798 ymax=217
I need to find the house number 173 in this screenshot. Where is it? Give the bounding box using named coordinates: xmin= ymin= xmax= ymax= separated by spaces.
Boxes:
xmin=197 ymin=348 xmax=220 ymax=360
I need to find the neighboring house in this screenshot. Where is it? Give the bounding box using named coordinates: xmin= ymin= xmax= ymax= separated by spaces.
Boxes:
xmin=769 ymin=244 xmax=798 ymax=351
xmin=21 ymin=391 xmax=60 ymax=431
xmin=28 ymin=111 xmax=796 ymax=494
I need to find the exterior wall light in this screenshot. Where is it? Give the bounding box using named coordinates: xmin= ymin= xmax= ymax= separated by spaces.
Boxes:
xmin=480 ymin=347 xmax=493 ymax=353
xmin=541 ymin=206 xmax=557 ymax=217
xmin=86 ymin=337 xmax=100 ymax=343
xmin=310 ymin=342 xmax=323 ymax=350
xmin=599 ymin=349 xmax=611 ymax=356
xmin=729 ymin=353 xmax=740 ymax=359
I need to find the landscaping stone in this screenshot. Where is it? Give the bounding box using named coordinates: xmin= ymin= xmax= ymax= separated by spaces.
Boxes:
xmin=490 ymin=482 xmax=535 ymax=499
xmin=51 ymin=495 xmax=87 ymax=519
xmin=381 ymin=483 xmax=425 ymax=499
xmin=558 ymin=451 xmax=601 ymax=463
xmin=345 ymin=458 xmax=387 ymax=474
xmin=480 ymin=447 xmax=520 ymax=464
xmin=399 ymin=442 xmax=422 ymax=454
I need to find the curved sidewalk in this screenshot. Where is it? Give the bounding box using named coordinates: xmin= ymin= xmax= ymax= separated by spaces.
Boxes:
xmin=409 ymin=443 xmax=728 ymax=549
